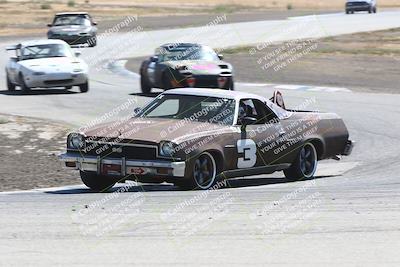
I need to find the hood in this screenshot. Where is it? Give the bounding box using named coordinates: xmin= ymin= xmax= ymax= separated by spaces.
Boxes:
xmin=82 ymin=117 xmax=234 ymax=145
xmin=164 ymin=60 xmax=232 ymax=75
xmin=49 ymin=25 xmax=91 ymax=33
xmin=19 ymin=57 xmax=86 ymax=72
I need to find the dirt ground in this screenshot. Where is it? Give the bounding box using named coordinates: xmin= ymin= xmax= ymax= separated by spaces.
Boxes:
xmin=126 ymin=28 xmax=400 ymax=93
xmin=0 ymin=114 xmax=80 ymax=191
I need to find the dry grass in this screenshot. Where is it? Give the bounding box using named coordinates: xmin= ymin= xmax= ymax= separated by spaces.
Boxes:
xmin=222 ymin=28 xmax=400 ymax=57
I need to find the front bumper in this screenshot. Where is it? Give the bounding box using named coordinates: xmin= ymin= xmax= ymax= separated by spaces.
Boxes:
xmin=25 ymin=73 xmax=87 ymax=88
xmin=49 ymin=34 xmax=94 ymax=45
xmin=58 ymin=152 xmax=186 ymax=177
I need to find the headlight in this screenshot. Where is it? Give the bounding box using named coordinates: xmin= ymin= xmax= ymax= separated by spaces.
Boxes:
xmin=159 ymin=141 xmax=175 ymax=157
xmin=68 ymin=133 xmax=85 ymax=150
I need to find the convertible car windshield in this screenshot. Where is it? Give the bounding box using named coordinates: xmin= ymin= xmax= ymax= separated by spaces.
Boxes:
xmin=159 ymin=46 xmax=219 ymax=62
xmin=139 ymin=94 xmax=236 ymax=125
xmin=53 ymin=15 xmax=91 ymax=26
xmin=21 ymin=44 xmax=73 ymax=60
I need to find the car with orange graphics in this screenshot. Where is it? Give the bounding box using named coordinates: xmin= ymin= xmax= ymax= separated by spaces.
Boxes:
xmin=139 ymin=43 xmax=234 ymax=93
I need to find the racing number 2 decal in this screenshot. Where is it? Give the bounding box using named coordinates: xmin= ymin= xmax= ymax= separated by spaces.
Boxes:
xmin=237 ymin=139 xmax=257 ymax=168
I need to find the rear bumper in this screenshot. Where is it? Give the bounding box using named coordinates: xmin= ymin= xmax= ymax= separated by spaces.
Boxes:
xmin=58 ymin=152 xmax=186 ymax=177
xmin=346 ymin=4 xmax=371 ymax=11
xmin=342 ymin=140 xmax=355 ymax=156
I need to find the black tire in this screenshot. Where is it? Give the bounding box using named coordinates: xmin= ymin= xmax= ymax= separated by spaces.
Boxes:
xmin=345 ymin=10 xmax=350 ymax=14
xmin=284 ymin=142 xmax=318 ymax=182
xmin=88 ymin=36 xmax=97 ymax=47
xmin=368 ymin=6 xmax=372 ymax=13
xmin=162 ymin=72 xmax=173 ymax=90
xmin=6 ymin=73 xmax=15 ymax=91
xmin=175 ymin=152 xmax=219 ymax=190
xmin=79 ymin=81 xmax=89 ymax=93
xmin=19 ymin=73 xmax=30 ymax=93
xmin=140 ymin=73 xmax=152 ymax=94
xmin=80 ymin=171 xmax=117 ymax=192
xmin=373 ymin=7 xmax=377 ymax=13
xmin=65 ymin=86 xmax=72 ymax=90
xmin=227 ymin=77 xmax=234 ymax=90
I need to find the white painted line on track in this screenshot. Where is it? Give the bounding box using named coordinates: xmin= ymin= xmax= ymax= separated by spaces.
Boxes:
xmin=110 ymin=59 xmax=352 ymax=93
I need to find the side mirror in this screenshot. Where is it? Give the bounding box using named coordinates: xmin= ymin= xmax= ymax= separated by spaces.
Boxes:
xmin=240 ymin=116 xmax=257 ymax=131
xmin=134 ymin=107 xmax=142 ymax=115
xmin=150 ymin=56 xmax=158 ymax=62
xmin=74 ymin=51 xmax=81 ymax=57
xmin=92 ymin=22 xmax=97 ymax=26
xmin=218 ymin=54 xmax=224 ymax=60
xmin=47 ymin=23 xmax=52 ymax=27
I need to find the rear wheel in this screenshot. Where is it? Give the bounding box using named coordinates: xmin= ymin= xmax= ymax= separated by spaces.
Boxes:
xmin=284 ymin=142 xmax=318 ymax=182
xmin=175 ymin=152 xmax=218 ymax=190
xmin=79 ymin=81 xmax=89 ymax=93
xmin=19 ymin=73 xmax=30 ymax=93
xmin=6 ymin=73 xmax=15 ymax=91
xmin=373 ymin=7 xmax=377 ymax=13
xmin=80 ymin=171 xmax=117 ymax=192
xmin=140 ymin=74 xmax=152 ymax=94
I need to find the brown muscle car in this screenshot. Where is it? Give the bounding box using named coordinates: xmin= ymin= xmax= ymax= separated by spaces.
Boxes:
xmin=59 ymin=88 xmax=354 ymax=191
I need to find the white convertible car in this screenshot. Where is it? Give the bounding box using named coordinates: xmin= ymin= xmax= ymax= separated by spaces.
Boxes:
xmin=5 ymin=39 xmax=89 ymax=93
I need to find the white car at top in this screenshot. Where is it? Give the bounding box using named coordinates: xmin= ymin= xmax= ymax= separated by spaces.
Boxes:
xmin=5 ymin=39 xmax=89 ymax=93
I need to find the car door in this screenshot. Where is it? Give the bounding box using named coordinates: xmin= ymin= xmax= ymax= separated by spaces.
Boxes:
xmin=233 ymin=98 xmax=288 ymax=170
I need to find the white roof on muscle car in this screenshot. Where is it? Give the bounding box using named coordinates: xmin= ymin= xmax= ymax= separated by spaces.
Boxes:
xmin=19 ymin=39 xmax=67 ymax=47
xmin=165 ymin=88 xmax=268 ymax=102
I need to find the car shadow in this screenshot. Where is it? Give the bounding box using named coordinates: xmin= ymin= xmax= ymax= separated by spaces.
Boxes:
xmin=45 ymin=174 xmax=337 ymax=195
xmin=0 ymin=89 xmax=79 ymax=96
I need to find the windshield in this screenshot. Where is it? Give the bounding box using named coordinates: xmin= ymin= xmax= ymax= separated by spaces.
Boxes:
xmin=53 ymin=15 xmax=91 ymax=26
xmin=139 ymin=94 xmax=236 ymax=125
xmin=159 ymin=46 xmax=219 ymax=62
xmin=21 ymin=44 xmax=73 ymax=60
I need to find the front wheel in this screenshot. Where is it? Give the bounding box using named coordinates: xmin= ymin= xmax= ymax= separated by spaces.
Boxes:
xmin=175 ymin=152 xmax=219 ymax=190
xmin=140 ymin=74 xmax=152 ymax=94
xmin=79 ymin=81 xmax=89 ymax=93
xmin=88 ymin=36 xmax=97 ymax=47
xmin=162 ymin=72 xmax=173 ymax=90
xmin=19 ymin=73 xmax=30 ymax=93
xmin=80 ymin=171 xmax=117 ymax=192
xmin=227 ymin=78 xmax=234 ymax=90
xmin=284 ymin=142 xmax=318 ymax=182
xmin=6 ymin=73 xmax=15 ymax=91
